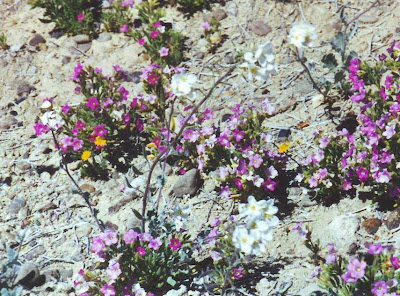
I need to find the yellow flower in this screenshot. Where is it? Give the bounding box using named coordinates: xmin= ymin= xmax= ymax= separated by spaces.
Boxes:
xmin=81 ymin=150 xmax=91 ymax=161
xmin=146 ymin=154 xmax=155 ymax=159
xmin=146 ymin=142 xmax=157 ymax=148
xmin=278 ymin=142 xmax=290 ymax=153
xmin=94 ymin=136 xmax=107 ymax=147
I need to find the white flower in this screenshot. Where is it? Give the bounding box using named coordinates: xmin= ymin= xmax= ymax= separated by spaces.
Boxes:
xmin=253 ymin=175 xmax=264 ymax=187
xmin=266 ymin=166 xmax=278 ymax=179
xmin=173 ymin=204 xmax=190 ymax=231
xmin=241 ymin=195 xmax=267 ymax=218
xmin=171 ymin=72 xmax=198 ymax=97
xmin=40 ymin=111 xmax=64 ymax=130
xmin=255 ymin=42 xmax=275 ymax=68
xmin=232 ymin=226 xmax=254 ymax=254
xmin=289 ymin=21 xmax=317 ymax=48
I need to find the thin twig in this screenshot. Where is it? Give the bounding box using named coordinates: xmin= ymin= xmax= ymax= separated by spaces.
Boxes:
xmin=141 ymin=65 xmax=236 ymax=232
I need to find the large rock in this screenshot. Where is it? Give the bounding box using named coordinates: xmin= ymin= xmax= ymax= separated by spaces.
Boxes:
xmin=384 ymin=207 xmax=400 ymax=230
xmin=15 ymin=263 xmax=45 ymax=289
xmin=172 ymin=169 xmax=201 ymax=197
xmin=29 ymin=34 xmax=46 ymax=46
xmin=9 ymin=198 xmax=26 ymax=215
xmin=249 ymin=20 xmax=272 ymax=36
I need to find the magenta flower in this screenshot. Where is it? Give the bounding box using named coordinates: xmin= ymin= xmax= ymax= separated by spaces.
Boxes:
xmin=357 ymin=167 xmax=369 ymax=182
xmin=233 ymin=129 xmax=244 ymax=142
xmin=169 ymin=238 xmax=182 ymax=251
xmin=263 ymin=178 xmax=277 ymax=191
xmin=124 ymin=229 xmax=138 ymax=244
xmin=391 ymin=255 xmax=400 ymax=269
xmin=138 ymin=232 xmax=152 ymax=242
xmin=233 ymin=268 xmax=243 ymax=280
xmin=147 ymin=73 xmax=159 ymax=84
xmin=148 ymin=237 xmax=162 ymax=250
xmin=61 ymin=103 xmax=71 ymax=114
xmin=371 ymin=281 xmax=388 ymax=296
xmin=136 ymin=246 xmax=146 ymax=257
xmin=159 ymin=47 xmax=169 ymax=57
xmin=138 ymin=38 xmax=145 ymax=45
xmin=101 ymin=284 xmax=115 ymax=296
xmin=107 ymin=260 xmax=121 ymax=281
xmin=318 ymin=136 xmax=330 ymax=149
xmin=34 ymin=122 xmax=49 ymax=135
xmin=72 ymin=138 xmax=83 ymax=151
xmin=201 ymin=22 xmax=211 ymax=30
xmin=120 ymin=24 xmax=129 ymax=33
xmin=153 ymin=21 xmax=161 ymax=28
xmin=308 ymin=176 xmax=318 ymax=188
xmin=77 ymin=13 xmax=85 ymax=22
xmin=367 ymin=243 xmax=383 ymax=255
xmin=220 ymin=186 xmax=232 ymax=198
xmin=346 ymin=258 xmax=366 ymax=279
xmin=86 ymin=97 xmax=99 ymax=111
xmin=235 ymin=177 xmax=243 ymax=190
xmin=71 ymin=62 xmax=83 ymax=81
xmin=150 ymin=30 xmax=159 ymax=39
xmin=102 ymin=230 xmax=118 ymax=246
xmin=218 ymin=134 xmax=230 ymax=147
xmin=94 ymin=125 xmax=108 ymax=137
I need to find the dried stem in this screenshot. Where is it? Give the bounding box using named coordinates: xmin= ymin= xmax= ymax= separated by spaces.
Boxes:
xmin=141 ymin=65 xmax=236 ymax=232
xmin=50 ymin=130 xmax=104 ymax=232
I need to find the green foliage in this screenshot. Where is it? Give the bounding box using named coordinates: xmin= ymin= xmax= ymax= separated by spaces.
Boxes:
xmin=102 ymin=0 xmax=133 ymax=33
xmin=0 ymin=241 xmax=24 ymax=296
xmin=176 ymin=0 xmax=208 ymax=14
xmin=0 ymin=33 xmax=8 ymax=50
xmin=28 ymin=0 xmax=102 ymax=36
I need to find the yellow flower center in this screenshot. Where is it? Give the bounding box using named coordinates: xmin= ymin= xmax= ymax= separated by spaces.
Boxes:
xmin=81 ymin=150 xmax=91 ymax=161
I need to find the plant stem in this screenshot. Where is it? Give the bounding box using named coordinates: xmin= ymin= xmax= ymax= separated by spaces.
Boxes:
xmin=141 ymin=65 xmax=236 ymax=232
xmin=50 ymin=130 xmax=104 ymax=232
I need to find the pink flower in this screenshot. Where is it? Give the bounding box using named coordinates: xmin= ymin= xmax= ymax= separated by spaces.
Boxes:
xmin=34 ymin=122 xmax=49 ymax=135
xmin=201 ymin=22 xmax=211 ymax=30
xmin=92 ymin=237 xmax=105 ymax=253
xmin=371 ymin=281 xmax=388 ymax=296
xmin=138 ymin=232 xmax=152 ymax=242
xmin=220 ymin=186 xmax=231 ymax=198
xmin=373 ymin=169 xmax=390 ymax=183
xmin=382 ymin=125 xmax=396 ymax=139
xmin=102 ymin=230 xmax=118 ymax=246
xmin=169 ymin=238 xmax=182 ymax=251
xmin=103 ymin=97 xmax=114 ymax=108
xmin=391 ymin=255 xmax=400 ymax=269
xmin=72 ymin=138 xmax=83 ymax=151
xmin=308 ymin=176 xmax=318 ymax=188
xmin=107 ymin=260 xmax=121 ymax=281
xmin=208 ymin=227 xmax=218 ymax=244
xmin=120 ymin=24 xmax=129 ymax=33
xmin=218 ymin=134 xmax=230 ymax=147
xmin=233 ymin=268 xmax=243 ymax=280
xmin=76 ymin=120 xmax=86 ymax=130
xmin=124 ymin=229 xmax=138 ymax=244
xmin=150 ymin=30 xmax=159 ymax=39
xmin=147 ymin=73 xmax=159 ymax=84
xmin=159 ymin=47 xmax=169 ymax=57
xmin=153 ymin=21 xmax=161 ymax=28
xmin=77 ymin=13 xmax=85 ymax=22
xmin=357 ymin=167 xmax=369 ymax=182
xmin=235 ymin=177 xmax=243 ymax=189
xmin=318 ymin=136 xmax=330 ymax=149
xmin=94 ymin=125 xmax=108 ymax=137
xmin=233 ymin=129 xmax=244 ymax=142
xmin=347 ymin=258 xmax=367 ymax=279
xmin=86 ymin=97 xmax=99 ymax=111
xmin=291 ymin=222 xmax=308 ymax=238
xmin=138 ymin=38 xmax=145 ymax=45
xmin=136 ymin=246 xmax=146 ymax=256
xmin=61 ymin=103 xmax=71 ymax=114
xmin=196 ymin=143 xmax=206 ymax=155
xmin=342 ymin=180 xmax=352 ymax=190
xmin=121 ymin=0 xmax=134 ymax=6
xmin=101 ymin=284 xmax=115 ymax=296
xmin=367 ymin=243 xmax=383 ymax=255
xmin=148 ymin=237 xmax=162 ymax=250
xmin=318 ymin=168 xmax=328 ymax=179
xmin=71 ymin=62 xmax=84 ymax=81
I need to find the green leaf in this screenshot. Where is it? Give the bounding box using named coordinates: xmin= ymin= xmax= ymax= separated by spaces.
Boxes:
xmin=167 ymin=276 xmax=176 ymax=287
xmin=322 ymin=53 xmax=338 ymax=70
xmin=132 ymin=209 xmax=143 ymax=220
xmin=330 ymin=32 xmax=344 ymax=53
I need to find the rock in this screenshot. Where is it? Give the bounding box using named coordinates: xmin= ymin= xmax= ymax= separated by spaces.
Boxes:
xmin=77 ymin=43 xmax=91 ymax=52
xmin=128 ymin=71 xmax=142 ymax=83
xmin=76 ymin=224 xmax=92 ymax=237
xmin=359 ymin=15 xmax=379 ymax=24
xmin=224 ymin=53 xmax=235 ymax=64
xmin=38 ymin=202 xmax=57 ymax=213
xmin=204 ymin=8 xmax=227 ymax=22
xmin=97 ymin=33 xmax=112 ymax=42
xmin=362 ymin=218 xmax=382 ymax=234
xmin=17 ymin=81 xmax=35 ymax=96
xmin=173 ymin=169 xmax=202 ymax=197
xmin=294 ymin=79 xmax=313 ymax=94
xmin=28 ymin=66 xmax=37 ymax=74
xmin=29 ymin=34 xmax=46 ymax=46
xmin=15 ymin=161 xmax=31 ymax=171
xmin=249 ymin=20 xmax=272 ymax=36
xmin=15 ymin=263 xmax=45 ymax=289
xmin=384 ymin=207 xmax=400 ymax=230
xmin=61 ymin=56 xmax=71 ymax=64
xmin=9 ymin=198 xmax=26 ymax=214
xmin=256 ymin=278 xmax=274 ymax=295
xmin=0 ymin=117 xmax=17 ymax=129
xmin=81 ymin=183 xmax=95 ymax=193
xmin=72 ymin=34 xmax=90 ymax=44
xmin=203 ymin=179 xmax=216 ymax=193
xmin=320 ymin=215 xmax=360 ymax=252
xmin=25 ymin=245 xmax=46 ymax=261
xmin=193 ymin=52 xmax=205 ymax=59
xmin=127 ymin=218 xmax=141 ymax=230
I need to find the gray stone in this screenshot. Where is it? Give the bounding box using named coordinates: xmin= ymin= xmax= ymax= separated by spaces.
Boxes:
xmin=29 ymin=34 xmax=46 ymax=46
xmin=203 ymin=179 xmax=216 ymax=193
xmin=25 ymin=245 xmax=46 ymax=261
xmin=15 ymin=161 xmax=30 ymax=171
xmin=224 ymin=53 xmax=235 ymax=64
xmin=17 ymin=81 xmax=35 ymax=96
xmin=61 ymin=56 xmax=71 ymax=64
xmin=0 ymin=117 xmax=17 ymax=129
xmin=9 ymin=198 xmax=26 ymax=214
xmin=97 ymin=33 xmax=112 ymax=42
xmin=77 ymin=43 xmax=91 ymax=52
xmin=204 ymin=8 xmax=227 ymax=22
xmin=72 ymin=34 xmax=90 ymax=44
xmin=385 ymin=207 xmax=400 ymax=230
xmin=15 ymin=263 xmax=44 ymax=289
xmin=249 ymin=20 xmax=272 ymax=36
xmin=173 ymin=169 xmax=202 ymax=197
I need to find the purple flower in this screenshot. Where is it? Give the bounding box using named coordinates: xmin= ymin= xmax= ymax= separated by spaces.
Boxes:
xmin=34 ymin=122 xmax=49 ymax=135
xmin=291 ymin=222 xmax=308 ymax=238
xmin=77 ymin=13 xmax=84 ymax=22
xmin=248 ymin=154 xmax=263 ymax=168
xmin=233 ymin=129 xmax=245 ymax=142
xmin=317 ymin=168 xmax=328 ymax=179
xmin=220 ymin=186 xmax=231 ymax=199
xmin=233 ymin=268 xmax=243 ymax=280
xmin=137 ymin=246 xmax=146 ymax=256
xmin=148 ymin=237 xmax=162 ymax=250
xmin=308 ymin=176 xmax=318 ymax=188
xmin=310 ymin=267 xmax=322 ymax=278
xmin=391 ymin=255 xmax=400 ymax=269
xmin=102 ymin=230 xmax=118 ymax=246
xmin=138 ymin=232 xmax=152 ymax=242
xmin=159 ymin=47 xmax=169 ymax=57
xmin=342 ymin=180 xmax=352 ymax=191
xmin=367 ymin=243 xmax=383 ymax=255
xmin=325 ymin=254 xmax=336 ymax=265
xmin=107 ymin=259 xmax=121 ymax=281
xmin=218 ymin=134 xmax=230 ymax=147
xmin=346 ymin=258 xmax=366 ymax=279
xmin=373 ymin=169 xmax=390 ymax=183
xmin=341 ymin=271 xmax=358 ymax=283
xmin=318 ymin=136 xmax=330 ymax=149
xmin=101 ymin=284 xmax=115 ymax=296
xmin=92 ymin=237 xmax=105 ymax=253
xmin=86 ymin=97 xmax=99 ymax=111
xmin=371 ymin=281 xmax=388 ymax=296
xmin=357 ymin=167 xmax=369 ymax=182
xmin=124 ymin=229 xmax=138 ymax=244
xmin=382 ymin=125 xmax=396 ymax=139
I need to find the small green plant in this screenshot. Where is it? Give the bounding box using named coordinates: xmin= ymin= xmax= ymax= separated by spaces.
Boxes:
xmin=28 ymin=0 xmax=102 ymax=36
xmin=102 ymin=0 xmax=134 ymax=33
xmin=1 ymin=242 xmax=24 ymax=296
xmin=0 ymin=33 xmax=9 ymax=50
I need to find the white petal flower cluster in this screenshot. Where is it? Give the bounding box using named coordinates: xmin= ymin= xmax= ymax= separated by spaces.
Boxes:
xmin=240 ymin=42 xmax=277 ymax=82
xmin=172 ymin=204 xmax=191 ymax=231
xmin=289 ymin=21 xmax=317 ymax=48
xmin=170 ymin=72 xmax=198 ymax=99
xmin=232 ymin=195 xmax=279 ymax=256
xmin=40 ymin=111 xmax=65 ymax=130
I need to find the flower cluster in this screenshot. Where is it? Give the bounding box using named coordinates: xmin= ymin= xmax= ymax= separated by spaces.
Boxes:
xmin=302 ymin=42 xmax=400 ymax=205
xmin=317 ymin=242 xmax=400 ymax=295
xmin=289 ymin=21 xmax=317 ymax=48
xmin=75 ymin=226 xmax=193 ymax=295
xmin=240 ymin=41 xmax=278 ymax=82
